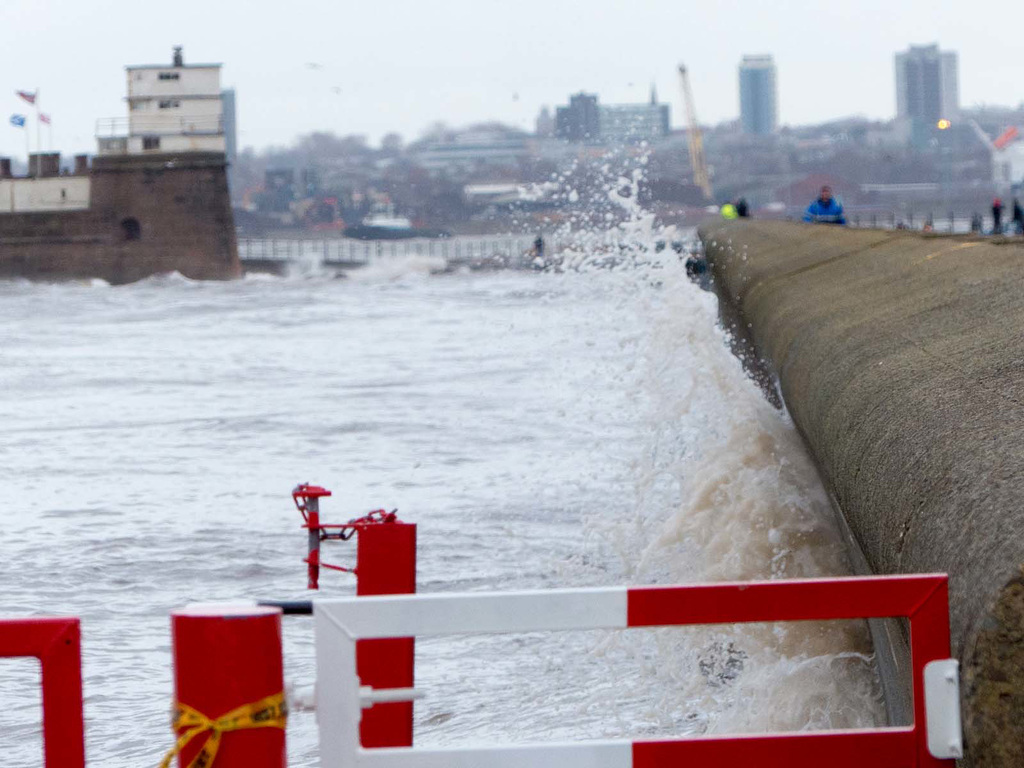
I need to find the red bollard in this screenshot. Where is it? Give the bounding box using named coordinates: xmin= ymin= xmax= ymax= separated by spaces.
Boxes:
xmin=169 ymin=604 xmax=286 ymax=768
xmin=356 ymin=522 xmax=417 ymax=748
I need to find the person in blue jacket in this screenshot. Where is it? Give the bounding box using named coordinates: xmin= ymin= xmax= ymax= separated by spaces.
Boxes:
xmin=803 ymin=185 xmax=846 ymax=225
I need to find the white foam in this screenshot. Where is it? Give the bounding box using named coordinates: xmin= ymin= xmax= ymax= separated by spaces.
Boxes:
xmin=580 ymin=256 xmax=886 ymax=735
xmin=343 ymin=253 xmax=448 ymax=282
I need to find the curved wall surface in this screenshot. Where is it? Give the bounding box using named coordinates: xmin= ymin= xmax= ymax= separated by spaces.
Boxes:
xmin=700 ymin=220 xmax=1024 ymax=767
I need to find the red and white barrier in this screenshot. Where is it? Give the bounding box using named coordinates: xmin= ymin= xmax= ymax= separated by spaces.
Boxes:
xmin=354 ymin=521 xmax=417 ymax=749
xmin=314 ymin=574 xmax=961 ymax=768
xmin=292 ymin=482 xmax=417 ymax=748
xmin=0 ymin=617 xmax=85 ymax=768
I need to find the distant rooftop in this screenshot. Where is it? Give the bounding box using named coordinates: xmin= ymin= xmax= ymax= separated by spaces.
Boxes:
xmin=126 ymin=45 xmax=221 ymax=70
xmin=127 ymin=63 xmax=222 ymax=70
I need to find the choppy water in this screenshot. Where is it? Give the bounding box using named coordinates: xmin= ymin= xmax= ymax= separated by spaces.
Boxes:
xmin=0 ymin=251 xmax=883 ymax=766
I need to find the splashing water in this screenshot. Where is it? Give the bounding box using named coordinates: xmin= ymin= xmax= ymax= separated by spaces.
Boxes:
xmin=499 ymin=149 xmax=885 ymax=738
xmin=522 ymin=148 xmax=684 ymax=273
xmin=580 ymin=265 xmax=885 ymax=736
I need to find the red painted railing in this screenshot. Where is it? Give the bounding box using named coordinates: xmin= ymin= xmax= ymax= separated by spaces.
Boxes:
xmin=0 ymin=617 xmax=85 ymax=767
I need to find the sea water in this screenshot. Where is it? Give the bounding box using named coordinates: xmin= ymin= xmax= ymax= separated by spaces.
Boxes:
xmin=0 ymin=248 xmax=883 ymax=766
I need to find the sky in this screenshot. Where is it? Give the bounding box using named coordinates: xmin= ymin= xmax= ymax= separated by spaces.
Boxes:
xmin=2 ymin=0 xmax=1023 ymax=157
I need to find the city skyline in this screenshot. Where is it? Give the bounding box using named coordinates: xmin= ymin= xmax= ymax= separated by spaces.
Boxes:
xmin=2 ymin=0 xmax=1024 ymax=156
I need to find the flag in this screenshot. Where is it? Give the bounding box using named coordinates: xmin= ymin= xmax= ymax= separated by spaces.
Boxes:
xmin=10 ymin=114 xmax=26 ymax=128
xmin=40 ymin=113 xmax=51 ymax=125
xmin=15 ymin=90 xmax=36 ymax=105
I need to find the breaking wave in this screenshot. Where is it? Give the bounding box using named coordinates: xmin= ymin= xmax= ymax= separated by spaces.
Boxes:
xmin=578 ymin=239 xmax=886 ymax=735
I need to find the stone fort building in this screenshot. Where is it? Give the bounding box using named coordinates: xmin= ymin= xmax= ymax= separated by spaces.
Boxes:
xmin=0 ymin=47 xmax=239 ymax=284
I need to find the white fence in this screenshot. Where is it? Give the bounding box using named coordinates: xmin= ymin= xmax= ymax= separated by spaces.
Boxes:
xmin=312 ymin=576 xmax=961 ymax=768
xmin=237 ymin=236 xmax=537 ymax=269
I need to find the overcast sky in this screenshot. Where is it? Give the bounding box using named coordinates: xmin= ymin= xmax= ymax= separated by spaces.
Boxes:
xmin=2 ymin=0 xmax=1023 ymax=156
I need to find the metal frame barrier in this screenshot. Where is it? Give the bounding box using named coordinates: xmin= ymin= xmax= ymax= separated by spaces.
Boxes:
xmin=0 ymin=617 xmax=85 ymax=767
xmin=314 ymin=574 xmax=961 ymax=767
xmin=292 ymin=483 xmax=417 ymax=748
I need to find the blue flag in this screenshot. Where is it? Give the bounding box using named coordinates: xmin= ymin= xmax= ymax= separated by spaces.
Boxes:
xmin=10 ymin=114 xmax=26 ymax=128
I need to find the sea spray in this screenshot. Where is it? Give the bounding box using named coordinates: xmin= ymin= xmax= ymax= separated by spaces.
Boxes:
xmin=525 ymin=149 xmax=888 ymax=734
xmin=581 ymin=252 xmax=886 ymax=735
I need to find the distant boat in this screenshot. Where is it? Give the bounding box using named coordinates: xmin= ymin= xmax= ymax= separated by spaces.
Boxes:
xmin=343 ymin=209 xmax=449 ymax=240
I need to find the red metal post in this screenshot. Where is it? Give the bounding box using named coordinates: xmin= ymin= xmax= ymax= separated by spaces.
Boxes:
xmin=908 ymin=577 xmax=953 ymax=766
xmin=356 ymin=521 xmax=417 ymax=748
xmin=0 ymin=618 xmax=85 ymax=768
xmin=308 ymin=500 xmax=321 ymax=590
xmin=171 ymin=604 xmax=286 ymax=767
xmin=293 ymin=484 xmax=332 ymax=590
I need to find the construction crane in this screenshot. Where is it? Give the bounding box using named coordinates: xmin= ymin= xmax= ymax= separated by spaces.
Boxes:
xmin=678 ymin=64 xmax=713 ymax=201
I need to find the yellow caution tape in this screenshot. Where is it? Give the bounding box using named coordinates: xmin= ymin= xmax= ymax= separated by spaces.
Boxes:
xmin=158 ymin=692 xmax=287 ymax=768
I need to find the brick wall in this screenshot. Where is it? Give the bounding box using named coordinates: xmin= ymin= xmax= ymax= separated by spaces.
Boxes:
xmin=0 ymin=151 xmax=240 ymax=284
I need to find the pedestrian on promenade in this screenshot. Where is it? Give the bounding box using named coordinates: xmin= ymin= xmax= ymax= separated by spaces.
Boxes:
xmin=1012 ymin=198 xmax=1024 ymax=235
xmin=736 ymin=198 xmax=750 ymax=218
xmin=721 ymin=202 xmax=739 ymax=220
xmin=970 ymin=213 xmax=983 ymax=233
xmin=803 ymin=186 xmax=846 ymax=225
xmin=992 ymin=198 xmax=1003 ymax=234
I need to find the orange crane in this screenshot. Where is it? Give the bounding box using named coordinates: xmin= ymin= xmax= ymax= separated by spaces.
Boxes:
xmin=678 ymin=64 xmax=713 ymax=201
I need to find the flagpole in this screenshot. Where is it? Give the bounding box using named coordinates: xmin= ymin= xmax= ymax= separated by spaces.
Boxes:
xmin=34 ymin=86 xmax=40 ymax=178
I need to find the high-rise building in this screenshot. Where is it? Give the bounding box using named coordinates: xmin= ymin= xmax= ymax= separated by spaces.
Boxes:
xmin=555 ymin=93 xmax=600 ymax=142
xmin=739 ymin=55 xmax=778 ymax=135
xmin=895 ymin=44 xmax=959 ymax=125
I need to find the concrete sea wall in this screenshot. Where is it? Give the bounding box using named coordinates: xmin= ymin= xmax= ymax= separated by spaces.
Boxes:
xmin=699 ymin=221 xmax=1024 ymax=767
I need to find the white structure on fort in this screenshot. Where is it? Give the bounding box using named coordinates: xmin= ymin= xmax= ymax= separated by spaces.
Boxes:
xmin=1 ymin=47 xmax=228 ymax=213
xmin=97 ymin=46 xmax=226 ymax=156
xmin=0 ymin=175 xmax=90 ymax=213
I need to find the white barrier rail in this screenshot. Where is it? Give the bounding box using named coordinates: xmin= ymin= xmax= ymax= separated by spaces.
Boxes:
xmin=313 ymin=576 xmax=961 ymax=768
